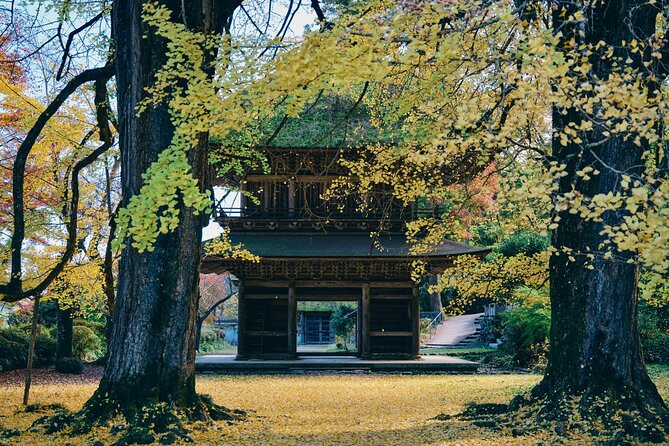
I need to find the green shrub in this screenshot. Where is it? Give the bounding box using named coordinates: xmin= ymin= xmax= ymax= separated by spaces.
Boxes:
xmin=72 ymin=325 xmax=104 ymax=361
xmin=199 ymin=337 xmax=235 ymax=353
xmin=489 ymin=296 xmax=669 ymax=368
xmin=199 ymin=324 xmax=236 ymax=353
xmin=478 ymin=316 xmax=503 ymax=344
xmin=199 ymin=324 xmax=220 ymax=345
xmin=33 ymin=331 xmax=56 ymax=368
xmin=420 ymin=317 xmax=431 ymax=334
xmin=639 ymin=304 xmax=669 ymax=363
xmin=481 ymin=351 xmax=516 ymax=368
xmin=74 ymin=319 xmax=107 ymax=341
xmin=0 ymin=327 xmax=56 ymax=371
xmin=0 ymin=329 xmax=28 ymax=372
xmin=473 ymin=223 xmax=504 ymax=247
xmin=498 ymin=291 xmax=550 ymax=368
xmin=55 ymin=357 xmax=84 ymax=374
xmin=495 ymin=230 xmax=549 ymax=257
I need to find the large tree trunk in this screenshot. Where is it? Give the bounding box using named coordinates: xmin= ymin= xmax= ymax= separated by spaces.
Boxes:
xmin=82 ymin=0 xmax=241 ymax=426
xmin=527 ymin=0 xmax=668 ymax=439
xmin=427 ymin=274 xmax=443 ymax=313
xmin=55 ymin=305 xmax=73 ymax=360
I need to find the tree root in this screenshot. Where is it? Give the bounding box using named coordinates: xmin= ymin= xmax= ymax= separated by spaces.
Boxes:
xmin=25 ymin=392 xmax=246 ymax=445
xmin=433 ymin=389 xmax=669 ymax=444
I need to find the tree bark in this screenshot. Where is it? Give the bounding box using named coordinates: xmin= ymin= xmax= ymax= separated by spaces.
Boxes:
xmin=23 ymin=296 xmax=40 ymax=406
xmin=527 ymin=0 xmax=668 ymax=437
xmin=56 ymin=305 xmax=73 ymax=360
xmin=427 ymin=274 xmax=442 ymax=313
xmin=82 ymin=0 xmax=242 ymax=425
xmin=102 ymin=208 xmax=117 ymax=361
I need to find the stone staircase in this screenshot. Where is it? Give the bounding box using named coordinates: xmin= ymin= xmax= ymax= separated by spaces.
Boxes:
xmin=423 ymin=313 xmax=485 ymax=347
xmin=453 ymin=315 xmax=484 ymax=347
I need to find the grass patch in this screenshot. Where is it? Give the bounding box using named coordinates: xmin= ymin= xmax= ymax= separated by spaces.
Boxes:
xmin=198 ymin=340 xmax=237 ymax=354
xmin=420 ymin=346 xmax=496 ymax=362
xmin=648 ymin=363 xmax=669 ymax=397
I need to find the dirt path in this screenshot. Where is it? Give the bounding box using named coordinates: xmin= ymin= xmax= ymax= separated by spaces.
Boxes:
xmin=0 ymin=366 xmax=103 ymax=387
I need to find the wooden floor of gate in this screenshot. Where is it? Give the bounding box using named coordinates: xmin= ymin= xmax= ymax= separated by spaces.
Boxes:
xmin=195 ymin=354 xmax=478 ymax=374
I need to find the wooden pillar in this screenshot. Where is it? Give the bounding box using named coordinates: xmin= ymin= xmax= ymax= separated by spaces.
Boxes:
xmin=236 ymin=283 xmax=247 ymax=360
xmin=288 ymin=180 xmax=296 ymax=217
xmin=239 ymin=181 xmax=246 ymax=217
xmin=356 ymin=298 xmax=362 ymax=357
xmin=287 ymin=283 xmax=297 ymax=358
xmin=361 ymin=283 xmax=371 ymax=358
xmin=263 ymin=182 xmax=270 ymax=215
xmin=412 ymin=285 xmax=420 ymax=358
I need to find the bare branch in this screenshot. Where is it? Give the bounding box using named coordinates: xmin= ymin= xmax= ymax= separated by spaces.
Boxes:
xmin=56 ymin=12 xmax=104 ymax=80
xmin=1 ymin=63 xmax=114 ymax=301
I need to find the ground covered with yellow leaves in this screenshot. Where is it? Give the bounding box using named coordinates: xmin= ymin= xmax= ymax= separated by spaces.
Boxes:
xmin=1 ymin=366 xmax=668 ymax=445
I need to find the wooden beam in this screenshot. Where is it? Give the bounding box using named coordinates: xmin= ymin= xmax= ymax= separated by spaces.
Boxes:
xmin=246 ymin=331 xmax=287 ymax=337
xmin=245 ymin=293 xmax=288 ymax=299
xmin=244 ymin=280 xmax=413 ymax=288
xmin=296 ymin=294 xmax=360 ymax=301
xmin=287 ymin=284 xmax=297 ymax=357
xmin=356 ymin=298 xmax=362 ymax=356
xmin=361 ymin=283 xmax=371 ymax=359
xmin=370 ymin=331 xmax=412 ymax=337
xmin=245 ymin=175 xmax=340 ymax=182
xmin=370 ymin=294 xmax=412 ymax=300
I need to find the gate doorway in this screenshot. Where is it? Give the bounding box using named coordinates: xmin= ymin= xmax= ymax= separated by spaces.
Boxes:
xmin=297 ymin=300 xmax=359 ymax=356
xmin=235 ymin=283 xmax=420 ymax=360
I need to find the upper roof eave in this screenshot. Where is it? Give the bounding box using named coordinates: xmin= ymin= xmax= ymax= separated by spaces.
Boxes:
xmin=201 ymin=233 xmax=491 ymax=260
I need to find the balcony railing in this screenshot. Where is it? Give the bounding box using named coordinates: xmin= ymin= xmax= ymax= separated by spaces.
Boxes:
xmin=216 ymin=204 xmax=439 ymax=222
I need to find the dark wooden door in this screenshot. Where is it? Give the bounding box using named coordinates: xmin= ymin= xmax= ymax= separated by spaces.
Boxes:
xmin=304 ymin=313 xmax=332 ymax=344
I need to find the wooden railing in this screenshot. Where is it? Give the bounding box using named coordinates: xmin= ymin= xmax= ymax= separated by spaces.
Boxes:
xmin=483 ymin=303 xmax=515 ymax=318
xmin=216 ymin=204 xmax=439 ymax=222
xmin=422 ymin=311 xmax=445 ymax=343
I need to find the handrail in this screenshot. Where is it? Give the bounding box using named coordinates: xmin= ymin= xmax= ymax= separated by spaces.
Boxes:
xmin=425 ymin=311 xmax=445 ymax=342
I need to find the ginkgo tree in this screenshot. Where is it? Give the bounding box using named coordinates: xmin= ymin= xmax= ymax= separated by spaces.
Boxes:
xmin=3 ymin=0 xmax=307 ymax=438
xmin=305 ymin=0 xmax=668 ymax=438
xmin=0 ymin=2 xmax=275 ymax=438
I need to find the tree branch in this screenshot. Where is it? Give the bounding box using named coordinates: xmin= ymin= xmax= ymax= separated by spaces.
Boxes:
xmin=311 ymin=0 xmax=334 ymax=31
xmin=56 ymin=12 xmax=105 ymax=80
xmin=1 ymin=64 xmax=115 ymax=302
xmin=103 ymin=204 xmax=120 ymax=319
xmin=198 ymin=293 xmax=234 ymax=325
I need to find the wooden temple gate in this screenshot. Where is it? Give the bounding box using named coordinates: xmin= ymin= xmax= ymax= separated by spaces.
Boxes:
xmin=202 ymin=147 xmax=490 ymax=360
